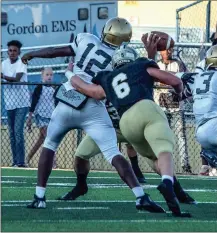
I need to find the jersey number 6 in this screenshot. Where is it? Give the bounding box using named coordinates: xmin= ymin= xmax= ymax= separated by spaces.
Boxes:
xmin=112 ymin=73 xmax=130 ymax=99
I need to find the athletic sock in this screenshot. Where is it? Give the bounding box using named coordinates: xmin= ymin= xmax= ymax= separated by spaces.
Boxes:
xmin=173 ymin=176 xmax=184 ymax=192
xmin=76 ymin=174 xmax=88 ymax=187
xmin=162 ymin=175 xmax=174 ymax=193
xmin=132 ymin=186 xmax=144 ymax=198
xmin=129 ymin=156 xmax=144 ymax=178
xmin=36 ymin=186 xmax=46 ymax=198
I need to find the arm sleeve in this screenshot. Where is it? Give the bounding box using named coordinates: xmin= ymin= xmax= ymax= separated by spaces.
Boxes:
xmin=29 ymin=85 xmax=42 ymax=113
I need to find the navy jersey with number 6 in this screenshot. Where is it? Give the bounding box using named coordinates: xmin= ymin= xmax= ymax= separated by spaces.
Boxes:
xmin=92 ymin=57 xmax=159 ymax=117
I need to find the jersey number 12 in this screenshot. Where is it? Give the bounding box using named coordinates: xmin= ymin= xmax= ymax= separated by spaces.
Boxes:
xmin=77 ymin=43 xmax=111 ymax=77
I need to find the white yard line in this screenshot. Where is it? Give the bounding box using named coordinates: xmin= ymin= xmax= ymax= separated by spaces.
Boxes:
xmin=28 ymin=219 xmax=217 ymax=223
xmin=2 ymin=175 xmax=217 ymax=180
xmin=1 ymin=204 xmax=27 ymax=207
xmin=2 ymin=183 xmax=217 ymax=192
xmin=55 ymin=207 xmax=110 ymax=210
xmin=2 ymin=200 xmax=217 ymax=204
xmin=1 ymin=181 xmax=26 ymax=184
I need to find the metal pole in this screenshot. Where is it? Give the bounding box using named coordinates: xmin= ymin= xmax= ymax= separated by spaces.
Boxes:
xmin=176 ymin=10 xmax=180 ymax=43
xmin=206 ymin=1 xmax=211 ymax=42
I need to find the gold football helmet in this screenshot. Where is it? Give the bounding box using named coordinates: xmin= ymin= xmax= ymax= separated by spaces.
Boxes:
xmin=101 ymin=17 xmax=132 ymax=47
xmin=206 ymin=45 xmax=217 ymax=68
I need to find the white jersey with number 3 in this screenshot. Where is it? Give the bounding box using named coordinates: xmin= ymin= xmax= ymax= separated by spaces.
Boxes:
xmin=70 ymin=33 xmax=114 ymax=83
xmin=193 ymin=71 xmax=217 ymax=125
xmin=178 ymin=71 xmax=217 ymax=125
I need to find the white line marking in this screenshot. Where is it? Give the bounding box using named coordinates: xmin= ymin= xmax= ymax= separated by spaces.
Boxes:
xmin=29 ymin=219 xmax=217 ymax=223
xmin=2 ymin=200 xmax=217 ymax=204
xmin=1 ymin=204 xmax=27 ymax=207
xmin=55 ymin=207 xmax=110 ymax=210
xmin=2 ymin=175 xmax=217 ymax=180
xmin=2 ymin=183 xmax=216 ymax=192
xmin=1 ymin=181 xmax=26 ymax=184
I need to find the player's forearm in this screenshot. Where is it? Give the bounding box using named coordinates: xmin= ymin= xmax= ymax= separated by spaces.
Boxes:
xmin=27 ymin=46 xmax=73 ymax=59
xmin=71 ymin=76 xmax=106 ymax=100
xmin=147 ymin=68 xmax=183 ymax=93
xmin=173 ymin=82 xmax=183 ymax=94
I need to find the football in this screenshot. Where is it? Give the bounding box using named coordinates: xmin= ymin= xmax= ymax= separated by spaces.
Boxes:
xmin=141 ymin=31 xmax=175 ymax=51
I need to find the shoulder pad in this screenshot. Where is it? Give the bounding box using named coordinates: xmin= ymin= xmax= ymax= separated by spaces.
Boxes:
xmin=137 ymin=57 xmax=159 ymax=69
xmin=74 ymin=33 xmax=98 ymax=46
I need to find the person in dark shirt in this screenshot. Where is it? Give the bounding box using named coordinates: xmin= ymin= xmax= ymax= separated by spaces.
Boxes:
xmin=70 ymin=45 xmax=196 ymax=217
xmin=26 ymin=67 xmax=56 ymax=167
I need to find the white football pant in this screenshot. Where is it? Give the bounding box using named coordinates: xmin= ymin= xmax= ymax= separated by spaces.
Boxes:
xmin=43 ymin=99 xmax=121 ymax=163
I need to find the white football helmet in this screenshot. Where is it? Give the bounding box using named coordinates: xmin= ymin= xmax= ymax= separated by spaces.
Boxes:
xmin=112 ymin=44 xmax=138 ymax=69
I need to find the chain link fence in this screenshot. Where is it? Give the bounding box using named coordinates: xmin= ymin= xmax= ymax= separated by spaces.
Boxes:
xmin=176 ymin=0 xmax=216 ymax=70
xmin=1 ymin=42 xmax=206 ymax=174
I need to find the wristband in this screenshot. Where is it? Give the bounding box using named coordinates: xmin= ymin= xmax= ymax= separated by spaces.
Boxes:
xmin=65 ymin=70 xmax=75 ymax=80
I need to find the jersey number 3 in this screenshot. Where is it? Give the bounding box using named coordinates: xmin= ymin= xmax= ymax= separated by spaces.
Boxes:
xmin=196 ymin=72 xmax=214 ymax=94
xmin=112 ymin=73 xmax=130 ymax=99
xmin=77 ymin=43 xmax=111 ymax=77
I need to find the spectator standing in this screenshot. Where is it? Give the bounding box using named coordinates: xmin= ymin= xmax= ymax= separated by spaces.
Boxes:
xmin=157 ymin=47 xmax=192 ymax=174
xmin=26 ymin=67 xmax=57 ymax=168
xmin=1 ymin=40 xmax=30 ymax=167
xmin=157 ymin=48 xmax=186 ymax=73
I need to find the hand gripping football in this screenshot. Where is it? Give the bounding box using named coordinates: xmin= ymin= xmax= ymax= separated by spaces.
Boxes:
xmin=142 ymin=31 xmax=175 ymax=51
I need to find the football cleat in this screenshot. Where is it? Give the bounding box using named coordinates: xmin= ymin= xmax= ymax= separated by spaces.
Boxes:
xmin=136 ymin=194 xmax=165 ymax=213
xmin=57 ymin=185 xmax=88 ymax=200
xmin=27 ymin=194 xmax=46 ymax=209
xmin=199 ymin=165 xmax=210 ymax=176
xmin=200 ymin=150 xmax=217 ymax=168
xmin=174 ymin=182 xmax=197 ymax=205
xmin=157 ymin=182 xmax=191 ymax=217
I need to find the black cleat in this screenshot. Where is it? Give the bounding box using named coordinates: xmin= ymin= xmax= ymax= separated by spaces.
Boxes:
xmin=136 ymin=194 xmax=165 ymax=213
xmin=57 ymin=185 xmax=88 ymax=200
xmin=137 ymin=176 xmax=147 ymax=184
xmin=157 ymin=182 xmax=188 ymax=217
xmin=201 ymin=149 xmax=217 ymax=168
xmin=174 ymin=183 xmax=197 ymax=205
xmin=27 ymin=194 xmax=46 ymax=209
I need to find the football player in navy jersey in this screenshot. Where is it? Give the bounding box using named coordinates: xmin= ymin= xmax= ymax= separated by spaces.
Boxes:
xmin=70 ymin=45 xmax=196 ymax=217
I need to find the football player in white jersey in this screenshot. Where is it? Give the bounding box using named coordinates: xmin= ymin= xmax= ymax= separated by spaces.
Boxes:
xmin=21 ymin=17 xmax=165 ymax=213
xmin=177 ymin=45 xmax=217 ymax=168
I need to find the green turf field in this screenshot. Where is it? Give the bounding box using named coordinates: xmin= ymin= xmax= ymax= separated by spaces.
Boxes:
xmin=1 ymin=168 xmax=217 ymax=232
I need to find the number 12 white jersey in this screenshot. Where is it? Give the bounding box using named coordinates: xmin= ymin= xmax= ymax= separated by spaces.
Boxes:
xmin=179 ymin=71 xmax=217 ymax=125
xmin=70 ymin=33 xmax=114 ymax=84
